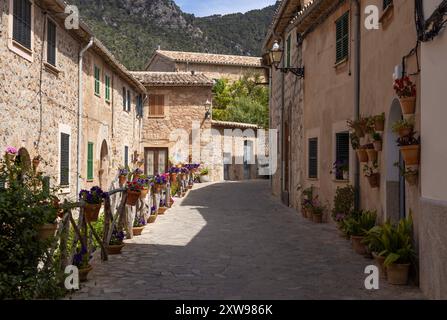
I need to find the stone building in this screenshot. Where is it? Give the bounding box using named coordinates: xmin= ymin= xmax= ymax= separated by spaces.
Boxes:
xmin=145 ymin=49 xmax=267 ymax=82
xmin=263 ymin=0 xmax=447 ymax=299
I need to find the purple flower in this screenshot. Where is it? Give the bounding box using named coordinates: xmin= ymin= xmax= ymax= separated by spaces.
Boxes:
xmin=5 ymin=146 xmax=18 ymax=155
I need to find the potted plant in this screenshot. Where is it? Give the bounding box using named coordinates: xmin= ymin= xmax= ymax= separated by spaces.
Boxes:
xmin=168 ymin=166 xmax=181 ymax=183
xmin=356 ymin=145 xmax=369 ymax=163
xmin=372 ymin=132 xmax=382 ymax=152
xmin=4 ymin=146 xmax=18 ymax=162
xmin=136 ymin=175 xmax=151 ymax=199
xmin=79 ymin=187 xmax=108 ymax=223
xmin=374 ymin=113 xmax=385 ymax=132
xmin=73 ymin=246 xmax=93 ymax=282
xmin=397 ymin=132 xmax=420 ymax=165
xmin=332 ymin=160 xmax=349 ymax=180
xmin=394 ymin=76 xmax=417 ymax=115
xmin=133 ymin=216 xmax=146 ymax=236
xmin=344 ymin=210 xmax=377 ymax=255
xmin=37 ymin=202 xmax=59 ymax=241
xmin=395 ymin=162 xmax=419 ymax=186
xmin=347 ymin=118 xmax=367 ymax=138
xmin=311 ymin=198 xmax=326 ymax=224
xmin=106 ymin=229 xmax=126 ymax=255
xmin=363 ymin=225 xmax=387 ymax=278
xmin=158 ymin=198 xmax=168 ymax=214
xmin=126 ymin=180 xmax=144 ymax=206
xmin=153 ymin=173 xmax=168 ymax=193
xmin=301 ymin=187 xmax=314 ymax=218
xmin=392 ymin=118 xmax=415 ymax=138
xmin=118 ymin=167 xmax=129 ymax=185
xmin=199 ymin=168 xmax=210 ymax=183
xmin=365 ymin=143 xmax=378 ymax=163
xmin=132 ymin=168 xmax=143 ymax=180
xmin=148 ymin=206 xmax=158 ymax=223
xmin=331 ymin=185 xmax=355 ymax=227
xmin=380 ymin=215 xmax=416 ymax=285
xmin=363 ymin=162 xmax=380 ymax=188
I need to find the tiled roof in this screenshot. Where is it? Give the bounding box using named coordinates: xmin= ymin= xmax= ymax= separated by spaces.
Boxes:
xmin=211 ymin=120 xmax=259 ymax=130
xmin=154 ymin=50 xmax=263 ymax=67
xmin=130 ymin=72 xmax=214 ymax=87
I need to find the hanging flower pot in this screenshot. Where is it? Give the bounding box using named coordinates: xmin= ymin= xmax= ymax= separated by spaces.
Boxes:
xmin=126 ymin=190 xmax=141 ymax=206
xmin=400 ymin=145 xmax=420 ymax=165
xmin=366 ymin=149 xmax=378 ymax=163
xmin=366 ymin=173 xmax=380 ymax=188
xmin=399 ymin=97 xmax=416 ymax=115
xmin=170 ymin=173 xmax=178 ymax=182
xmin=140 ymin=188 xmax=149 ymax=199
xmin=374 ymin=114 xmax=385 ymax=132
xmin=387 ymin=263 xmax=410 ymax=285
xmin=399 ymin=128 xmax=413 ymax=138
xmin=132 ymin=226 xmax=145 ymax=236
xmin=405 ymin=172 xmax=418 ymax=186
xmin=356 ymin=149 xmax=368 ymax=163
xmin=373 ymin=140 xmax=382 ymax=152
xmin=119 ymin=175 xmax=127 ymax=186
xmin=106 ymin=244 xmax=125 ymax=255
xmin=79 ymin=265 xmax=93 ymax=282
xmin=84 ymin=203 xmax=101 ymax=223
xmin=37 ymin=223 xmax=58 ymax=241
xmin=154 ymin=184 xmax=163 ymax=193
xmin=351 ymin=236 xmax=367 ymax=255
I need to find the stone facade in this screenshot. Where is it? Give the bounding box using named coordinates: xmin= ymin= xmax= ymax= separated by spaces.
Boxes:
xmin=264 ymin=0 xmax=447 ymax=299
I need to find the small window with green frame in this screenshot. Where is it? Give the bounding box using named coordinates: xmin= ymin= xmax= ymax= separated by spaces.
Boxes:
xmin=94 ymin=65 xmax=100 ymax=96
xmin=105 ymin=74 xmax=111 ymax=102
xmin=87 ymin=142 xmax=94 ymax=181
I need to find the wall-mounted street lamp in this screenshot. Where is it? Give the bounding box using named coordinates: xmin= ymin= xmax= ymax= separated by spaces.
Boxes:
xmin=269 ymin=40 xmax=305 ymax=79
xmin=205 ymin=100 xmax=212 ymax=119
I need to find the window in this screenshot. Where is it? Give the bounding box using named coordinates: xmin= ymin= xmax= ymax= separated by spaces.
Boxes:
xmin=46 ymin=19 xmax=56 ymax=66
xmin=149 ymin=95 xmax=165 ymax=116
xmin=136 ymin=94 xmax=143 ymax=117
xmin=335 ymin=11 xmax=349 ymax=63
xmin=286 ymin=34 xmax=291 ymax=68
xmin=383 ymin=0 xmax=393 ymax=10
xmin=60 ymin=132 xmax=70 ymax=186
xmin=122 ymin=87 xmax=126 ymax=110
xmin=105 ymin=74 xmax=111 ymax=102
xmin=12 ymin=0 xmax=32 ymax=50
xmin=124 ymin=146 xmax=129 ymax=167
xmin=335 ymin=132 xmax=350 ymax=180
xmin=308 ymin=138 xmax=318 ymax=179
xmin=94 ymin=65 xmax=100 ymax=96
xmin=87 ymin=142 xmax=94 ymax=181
xmin=126 ymin=90 xmax=131 ymax=112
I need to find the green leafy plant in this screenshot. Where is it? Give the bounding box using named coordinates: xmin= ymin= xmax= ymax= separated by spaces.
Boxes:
xmin=332 ymin=185 xmax=355 ymax=223
xmin=342 ymin=210 xmax=377 ymax=237
xmin=200 ymin=168 xmax=210 ymax=176
xmin=350 ymin=133 xmax=360 ymax=150
xmin=374 ymin=113 xmax=385 ymax=122
xmin=363 ymin=161 xmax=379 ymax=177
xmin=392 ymin=118 xmax=415 ymax=134
xmin=372 ymin=132 xmax=382 ymax=142
xmin=363 ymin=224 xmax=386 ymax=254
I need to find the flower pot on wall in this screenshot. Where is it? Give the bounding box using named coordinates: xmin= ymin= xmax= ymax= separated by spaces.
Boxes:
xmin=367 ymin=173 xmax=380 ymax=188
xmin=398 ymin=128 xmax=413 ymax=138
xmin=374 ymin=119 xmax=385 ymax=132
xmin=366 ymin=149 xmax=378 ymax=163
xmin=400 ymin=145 xmax=420 ymax=165
xmin=373 ymin=141 xmax=382 ymax=152
xmin=126 ymin=191 xmax=141 ymax=206
xmin=140 ymin=188 xmax=149 ymax=199
xmin=387 ymin=263 xmax=410 ymax=285
xmin=84 ymin=203 xmax=101 ymax=223
xmin=119 ymin=175 xmax=127 ymax=186
xmin=405 ymin=173 xmax=418 ymax=186
xmin=356 ymin=149 xmax=368 ymax=163
xmin=399 ymin=97 xmax=416 ymax=115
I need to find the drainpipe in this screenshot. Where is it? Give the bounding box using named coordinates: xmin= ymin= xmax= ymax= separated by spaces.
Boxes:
xmin=77 ymin=38 xmax=94 ymax=199
xmin=353 ymin=0 xmax=361 ymax=210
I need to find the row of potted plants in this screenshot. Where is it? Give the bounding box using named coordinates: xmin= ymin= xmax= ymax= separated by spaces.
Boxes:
xmin=301 ymin=186 xmax=327 ymax=224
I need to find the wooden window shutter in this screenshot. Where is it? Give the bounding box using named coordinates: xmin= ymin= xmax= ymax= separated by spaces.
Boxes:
xmin=335 ymin=132 xmax=350 ymax=180
xmin=127 ymin=90 xmax=131 ymax=112
xmin=60 ymin=133 xmax=70 ymax=186
xmin=87 ymin=142 xmax=94 ymax=181
xmin=47 ymin=19 xmax=56 ymax=66
xmin=105 ymin=75 xmax=111 ymax=101
xmin=124 ymin=146 xmax=129 ymax=167
xmin=308 ymin=138 xmax=318 ymax=179
xmin=157 ymin=95 xmax=164 ymax=116
xmin=122 ymin=87 xmax=126 ymax=110
xmin=336 ymin=12 xmax=349 ymax=63
xmin=94 ymin=66 xmax=100 ymax=95
xmin=286 ymin=34 xmax=291 ymax=68
xmin=13 ymin=0 xmax=32 ymax=50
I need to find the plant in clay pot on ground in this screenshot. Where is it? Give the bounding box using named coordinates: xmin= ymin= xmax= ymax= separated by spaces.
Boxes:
xmin=79 ymin=187 xmax=108 ymax=223
xmin=363 ymin=224 xmax=387 ymax=278
xmin=310 ymin=197 xmax=326 ymax=224
xmin=106 ymin=229 xmax=126 ymax=255
xmin=301 ymin=186 xmax=314 ymax=218
xmin=394 ymin=76 xmax=417 ymax=115
xmin=199 ymin=167 xmax=210 ymax=183
xmin=363 ymin=161 xmax=380 ymax=188
xmin=397 ymin=131 xmax=420 ymax=166
xmin=342 ymin=210 xmax=377 ymax=255
xmin=331 ymin=185 xmax=355 ymax=232
xmin=133 ymin=216 xmax=147 ymax=236
xmin=379 ymin=215 xmax=416 ymax=285
xmin=73 ymin=246 xmax=93 ymax=282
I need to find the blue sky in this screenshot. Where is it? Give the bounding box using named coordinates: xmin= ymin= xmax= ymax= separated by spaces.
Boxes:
xmin=175 ymin=0 xmax=277 ymax=17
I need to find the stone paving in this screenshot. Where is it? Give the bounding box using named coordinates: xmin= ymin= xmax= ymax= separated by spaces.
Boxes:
xmin=69 ymin=180 xmax=424 ymax=300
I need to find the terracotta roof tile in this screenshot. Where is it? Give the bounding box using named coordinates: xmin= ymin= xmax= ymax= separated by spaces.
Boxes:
xmin=211 ymin=120 xmax=259 ymax=130
xmin=156 ymin=50 xmax=263 ymax=67
xmin=130 ymin=71 xmax=214 ymax=87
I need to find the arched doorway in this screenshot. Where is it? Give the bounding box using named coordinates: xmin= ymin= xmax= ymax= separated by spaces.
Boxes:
xmin=385 ymin=99 xmax=406 ymax=223
xmin=99 ymin=140 xmax=109 ymax=189
xmin=16 ymin=148 xmax=31 ymax=171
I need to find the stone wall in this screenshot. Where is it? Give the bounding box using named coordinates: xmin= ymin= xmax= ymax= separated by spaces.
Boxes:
xmin=175 ymin=62 xmax=267 ymax=82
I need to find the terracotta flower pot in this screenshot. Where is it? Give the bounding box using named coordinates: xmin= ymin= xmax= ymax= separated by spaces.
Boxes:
xmin=158 ymin=207 xmax=167 ymax=215
xmin=373 ymin=140 xmax=382 ymax=152
xmin=366 ymin=149 xmax=378 ymax=163
xmin=37 ymin=223 xmax=57 ymax=241
xmin=400 ymin=145 xmax=420 ymax=165
xmin=170 ymin=173 xmax=178 ymax=182
xmin=132 ymin=226 xmax=145 ymax=236
xmin=313 ymin=213 xmax=323 ymax=224
xmin=140 ymin=188 xmax=149 ymax=199
xmin=106 ymin=244 xmax=125 ymax=255
xmin=355 ymin=128 xmax=365 ymax=138
xmin=154 ymin=184 xmax=163 ymax=193
xmin=32 ymin=158 xmax=40 ymax=170
xmin=399 ymin=97 xmax=416 ymax=115
xmin=399 ymin=128 xmax=413 ymax=138
xmin=84 ymin=203 xmax=101 ymax=223
xmin=374 ymin=119 xmax=385 ymax=132
xmin=367 ymin=173 xmax=380 ymax=188
xmin=387 ymin=263 xmax=410 ymax=285
xmin=356 ymin=149 xmax=368 ymax=163
xmin=405 ymin=173 xmax=418 ymax=186
xmin=119 ymin=175 xmax=127 ymax=186
xmin=351 ymin=236 xmax=367 ymax=255
xmin=126 ymin=190 xmax=141 ymax=206
xmin=79 ymin=265 xmax=93 ymax=282
xmin=147 ymin=214 xmax=158 ymax=224
xmin=372 ymin=252 xmax=387 ymax=278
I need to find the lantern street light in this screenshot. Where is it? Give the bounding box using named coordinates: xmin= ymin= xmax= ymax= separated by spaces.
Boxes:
xmin=269 ymin=40 xmax=305 ymax=79
xmin=205 ymin=100 xmax=212 ymax=120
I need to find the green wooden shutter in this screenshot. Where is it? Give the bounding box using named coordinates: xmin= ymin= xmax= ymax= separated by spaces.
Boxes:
xmin=105 ymin=75 xmax=110 ymax=102
xmin=336 ymin=12 xmax=349 ymax=63
xmin=336 ymin=132 xmax=350 ymax=180
xmin=383 ymin=0 xmax=393 ymax=9
xmin=94 ymin=66 xmax=100 ymax=95
xmin=122 ymin=87 xmax=126 ymax=110
xmin=47 ymin=19 xmax=56 ymax=66
xmin=87 ymin=142 xmax=94 ymax=181
xmin=60 ymin=133 xmax=70 ymax=186
xmin=308 ymin=138 xmax=318 ymax=179
xmin=286 ymin=34 xmax=291 ymax=68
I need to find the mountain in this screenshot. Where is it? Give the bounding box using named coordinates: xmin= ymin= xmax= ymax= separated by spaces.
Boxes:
xmin=71 ymin=0 xmax=277 ymax=70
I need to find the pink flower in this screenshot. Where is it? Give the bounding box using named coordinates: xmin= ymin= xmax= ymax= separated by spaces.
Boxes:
xmin=5 ymin=146 xmax=18 ymax=155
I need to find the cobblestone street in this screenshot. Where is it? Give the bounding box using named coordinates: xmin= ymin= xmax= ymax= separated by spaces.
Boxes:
xmin=70 ymin=180 xmax=423 ymax=300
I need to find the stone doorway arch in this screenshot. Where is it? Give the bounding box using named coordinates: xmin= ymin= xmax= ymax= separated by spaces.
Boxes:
xmin=99 ymin=140 xmax=109 ymax=190
xmin=385 ymin=99 xmax=406 ymax=223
